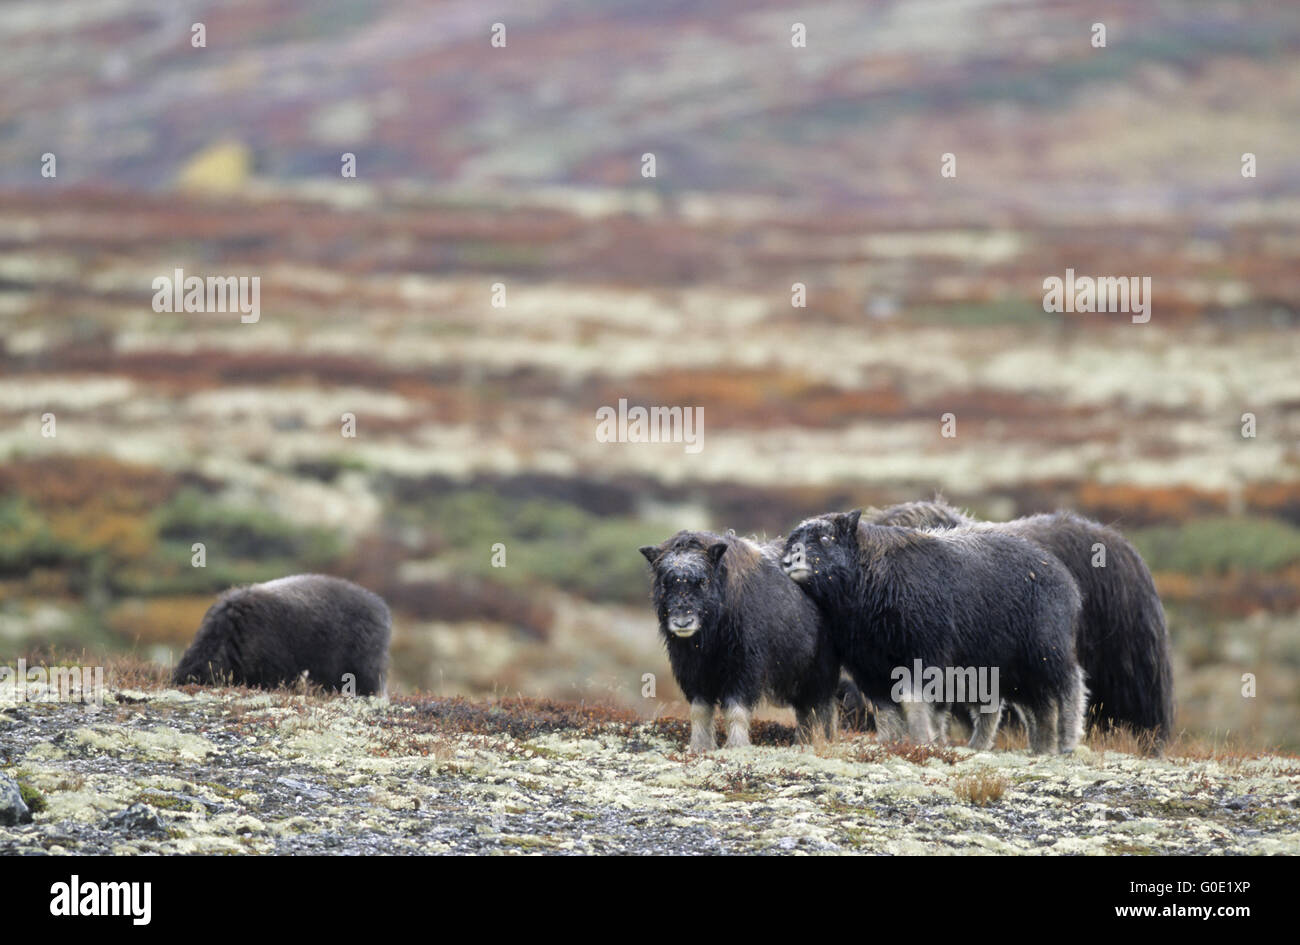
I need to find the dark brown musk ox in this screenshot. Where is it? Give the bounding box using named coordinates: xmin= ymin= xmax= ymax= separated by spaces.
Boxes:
xmin=639 ymin=530 xmax=840 ymax=752
xmin=173 ymin=574 xmax=391 ymax=695
xmin=865 ymin=499 xmax=1175 ymax=752
xmin=782 ymin=511 xmax=1087 ymax=754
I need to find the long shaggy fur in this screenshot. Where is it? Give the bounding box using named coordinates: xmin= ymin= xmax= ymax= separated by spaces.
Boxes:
xmin=870 ymin=500 xmax=1175 ymax=749
xmin=173 ymin=574 xmax=391 ymax=695
xmin=781 ymin=512 xmax=1086 ymax=753
xmin=640 ymin=530 xmax=839 ymax=750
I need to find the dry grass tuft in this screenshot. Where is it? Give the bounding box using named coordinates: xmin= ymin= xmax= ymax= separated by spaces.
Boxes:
xmin=103 ymin=653 xmax=174 ymax=690
xmin=1085 ymin=724 xmax=1163 ymax=758
xmin=1164 ymin=734 xmax=1292 ymax=767
xmin=952 ymin=770 xmax=1008 ymax=806
xmin=14 ymin=648 xmax=172 ymax=691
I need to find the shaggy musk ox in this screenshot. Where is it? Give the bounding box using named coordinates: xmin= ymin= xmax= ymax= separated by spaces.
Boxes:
xmin=173 ymin=574 xmax=391 ymax=695
xmin=781 ymin=511 xmax=1087 ymax=754
xmin=869 ymin=500 xmax=1175 ymax=749
xmin=639 ymin=530 xmax=840 ymax=751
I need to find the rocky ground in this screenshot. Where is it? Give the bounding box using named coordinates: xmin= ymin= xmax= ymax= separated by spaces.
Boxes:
xmin=2 ymin=687 xmax=1297 ymax=856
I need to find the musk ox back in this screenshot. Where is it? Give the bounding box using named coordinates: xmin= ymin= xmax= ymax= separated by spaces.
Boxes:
xmin=782 ymin=511 xmax=1087 ymax=754
xmin=173 ymin=574 xmax=391 ymax=695
xmin=639 ymin=530 xmax=839 ymax=751
xmin=870 ymin=500 xmax=1175 ymax=749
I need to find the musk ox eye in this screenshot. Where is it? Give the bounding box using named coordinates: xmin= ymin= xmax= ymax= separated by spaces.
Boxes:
xmin=819 ymin=535 xmax=831 ymax=545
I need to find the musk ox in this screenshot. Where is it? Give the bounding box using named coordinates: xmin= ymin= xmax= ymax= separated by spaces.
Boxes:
xmin=781 ymin=511 xmax=1087 ymax=754
xmin=869 ymin=499 xmax=1174 ymax=750
xmin=639 ymin=530 xmax=840 ymax=752
xmin=173 ymin=574 xmax=391 ymax=695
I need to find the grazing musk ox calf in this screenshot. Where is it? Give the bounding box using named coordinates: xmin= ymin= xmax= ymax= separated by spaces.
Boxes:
xmin=869 ymin=500 xmax=1174 ymax=750
xmin=173 ymin=574 xmax=391 ymax=695
xmin=781 ymin=511 xmax=1087 ymax=753
xmin=639 ymin=530 xmax=840 ymax=751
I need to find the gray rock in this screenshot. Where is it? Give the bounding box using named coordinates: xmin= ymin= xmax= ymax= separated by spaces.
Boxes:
xmin=275 ymin=777 xmax=329 ymax=802
xmin=108 ymin=803 xmax=167 ymax=837
xmin=0 ymin=774 xmax=32 ymax=826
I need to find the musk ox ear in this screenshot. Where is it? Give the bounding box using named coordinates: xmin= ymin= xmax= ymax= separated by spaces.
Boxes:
xmin=706 ymin=542 xmax=729 ymax=568
xmin=638 ymin=545 xmax=660 ymax=565
xmin=840 ymin=509 xmax=863 ymax=535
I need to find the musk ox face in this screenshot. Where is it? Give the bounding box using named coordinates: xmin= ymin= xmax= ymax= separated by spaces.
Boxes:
xmin=781 ymin=510 xmax=862 ymax=590
xmin=640 ymin=536 xmax=728 ymax=640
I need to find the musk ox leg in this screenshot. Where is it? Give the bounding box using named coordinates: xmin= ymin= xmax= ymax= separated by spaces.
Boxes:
xmin=932 ymin=706 xmax=952 ymax=744
xmin=836 ymin=677 xmax=870 ymax=731
xmin=795 ymin=705 xmax=815 ymax=744
xmin=1058 ymin=667 xmax=1088 ymax=753
xmin=903 ymin=700 xmax=937 ymax=743
xmin=1020 ymin=705 xmax=1037 ymax=750
xmin=689 ymin=699 xmax=716 ymax=753
xmin=968 ymin=702 xmax=1003 ymax=751
xmin=723 ymin=701 xmax=751 ymax=748
xmin=874 ymin=702 xmax=907 ymax=742
xmin=1023 ymin=703 xmax=1060 ymax=754
xmin=818 ymin=699 xmax=838 ymax=740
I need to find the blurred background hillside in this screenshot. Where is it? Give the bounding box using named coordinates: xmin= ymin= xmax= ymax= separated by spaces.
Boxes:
xmin=1 ymin=0 xmax=1298 ymax=747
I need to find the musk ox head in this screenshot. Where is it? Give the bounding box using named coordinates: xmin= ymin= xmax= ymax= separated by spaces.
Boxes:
xmin=639 ymin=531 xmax=730 ymax=640
xmin=781 ymin=509 xmax=862 ymax=590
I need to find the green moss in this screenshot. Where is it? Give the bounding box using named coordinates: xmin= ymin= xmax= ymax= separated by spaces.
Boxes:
xmin=153 ymin=489 xmax=347 ymax=569
xmin=291 ymin=454 xmax=371 ymax=482
xmin=1131 ymin=517 xmax=1300 ymax=575
xmin=410 ymin=490 xmax=676 ymax=602
xmin=199 ymin=781 xmax=250 ymax=800
xmin=500 ymin=834 xmax=561 ymax=850
xmin=18 ymin=782 xmax=47 ymax=814
xmin=1250 ymin=807 xmax=1294 ymax=827
xmin=841 ymin=826 xmax=879 ymax=848
xmin=136 ymin=792 xmax=200 ymax=813
xmin=0 ymin=498 xmax=60 ymax=572
xmin=909 ymin=300 xmax=1053 ymax=327
xmin=821 ymin=799 xmax=878 ymax=818
xmin=722 ymin=790 xmax=771 ymax=803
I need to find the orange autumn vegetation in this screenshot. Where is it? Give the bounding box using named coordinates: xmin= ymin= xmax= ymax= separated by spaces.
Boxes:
xmin=106 ymin=596 xmax=215 ymax=646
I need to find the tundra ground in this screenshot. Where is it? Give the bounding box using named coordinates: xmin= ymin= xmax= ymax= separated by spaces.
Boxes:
xmin=3 ymin=685 xmax=1297 ymax=856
